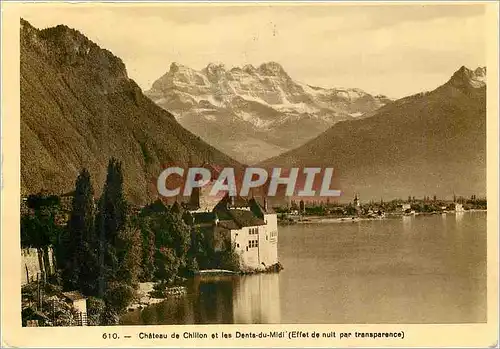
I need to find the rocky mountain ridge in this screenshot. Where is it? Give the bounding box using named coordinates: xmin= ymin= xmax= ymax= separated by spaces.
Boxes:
xmin=21 ymin=19 xmax=240 ymax=204
xmin=146 ymin=61 xmax=390 ymax=164
xmin=260 ymin=65 xmax=487 ymax=202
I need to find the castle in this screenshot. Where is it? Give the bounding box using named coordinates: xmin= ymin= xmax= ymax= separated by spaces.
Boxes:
xmin=185 ymin=184 xmax=279 ymax=271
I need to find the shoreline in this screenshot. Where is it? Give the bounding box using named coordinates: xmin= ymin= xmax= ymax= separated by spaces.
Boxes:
xmin=282 ymin=209 xmax=487 ymax=225
xmin=127 ymin=263 xmax=284 ymax=311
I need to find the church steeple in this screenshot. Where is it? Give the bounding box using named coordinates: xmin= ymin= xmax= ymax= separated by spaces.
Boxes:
xmin=354 ymin=193 xmax=360 ymax=207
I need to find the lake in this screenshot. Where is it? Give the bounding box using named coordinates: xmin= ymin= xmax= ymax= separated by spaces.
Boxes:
xmin=120 ymin=211 xmax=487 ymax=324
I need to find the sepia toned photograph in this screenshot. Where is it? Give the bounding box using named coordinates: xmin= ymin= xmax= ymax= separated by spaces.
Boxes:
xmin=1 ymin=1 xmax=499 ymax=347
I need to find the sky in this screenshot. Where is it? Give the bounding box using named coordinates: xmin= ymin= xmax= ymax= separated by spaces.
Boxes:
xmin=20 ymin=3 xmax=487 ymax=98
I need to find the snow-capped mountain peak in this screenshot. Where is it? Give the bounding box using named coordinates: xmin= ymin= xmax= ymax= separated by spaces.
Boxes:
xmin=448 ymin=66 xmax=487 ymax=89
xmin=145 ymin=61 xmax=391 ymax=163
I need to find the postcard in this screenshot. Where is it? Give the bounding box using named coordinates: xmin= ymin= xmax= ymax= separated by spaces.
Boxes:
xmin=1 ymin=1 xmax=498 ymax=347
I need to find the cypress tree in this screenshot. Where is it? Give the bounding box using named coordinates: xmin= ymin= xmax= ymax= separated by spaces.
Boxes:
xmin=99 ymin=158 xmax=127 ymax=245
xmin=96 ymin=158 xmax=128 ymax=297
xmin=64 ymin=168 xmax=98 ymax=294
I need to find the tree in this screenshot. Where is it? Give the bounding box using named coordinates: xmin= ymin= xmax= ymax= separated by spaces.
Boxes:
xmin=98 ymin=158 xmax=127 ymax=245
xmin=86 ymin=297 xmax=106 ymax=326
xmin=219 ymin=240 xmax=241 ymax=272
xmin=345 ymin=203 xmax=357 ymax=216
xmin=153 ymin=209 xmax=191 ymax=281
xmin=136 ymin=199 xmax=170 ymax=281
xmin=137 ymin=201 xmax=193 ymax=283
xmin=155 ymin=247 xmax=181 ymax=282
xmin=186 ymin=225 xmax=204 ymax=275
xmin=137 ymin=215 xmax=156 ymax=282
xmin=189 ymin=226 xmax=215 ymax=271
xmin=64 ymin=168 xmax=98 ymax=294
xmin=103 ymin=282 xmax=135 ymax=316
xmin=95 ymin=158 xmax=128 ymax=297
xmin=115 ymin=223 xmax=142 ymax=287
xmin=21 ymin=192 xmax=63 ymax=281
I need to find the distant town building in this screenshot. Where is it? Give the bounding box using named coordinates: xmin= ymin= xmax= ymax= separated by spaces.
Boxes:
xmin=455 ymin=203 xmax=465 ymax=212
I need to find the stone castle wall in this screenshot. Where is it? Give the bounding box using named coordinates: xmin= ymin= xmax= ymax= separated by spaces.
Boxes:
xmin=21 ymin=247 xmax=56 ymax=285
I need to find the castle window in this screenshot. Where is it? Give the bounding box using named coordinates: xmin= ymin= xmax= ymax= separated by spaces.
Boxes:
xmin=248 ymin=239 xmax=259 ymax=248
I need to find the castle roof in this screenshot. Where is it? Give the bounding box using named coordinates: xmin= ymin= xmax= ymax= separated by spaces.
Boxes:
xmin=249 ymin=197 xmax=275 ymax=218
xmin=218 ymin=220 xmax=240 ymax=230
xmin=214 ymin=208 xmax=266 ymax=228
xmin=213 ymin=193 xmax=250 ymax=211
xmin=192 ymin=212 xmax=217 ymax=225
xmin=186 ymin=191 xmax=272 ymax=231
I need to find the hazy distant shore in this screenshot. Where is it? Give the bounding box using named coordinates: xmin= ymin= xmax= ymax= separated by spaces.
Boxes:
xmin=290 ymin=209 xmax=487 ymax=224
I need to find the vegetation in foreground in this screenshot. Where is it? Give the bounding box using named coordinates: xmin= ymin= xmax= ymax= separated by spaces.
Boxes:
xmin=21 ymin=158 xmax=239 ymax=326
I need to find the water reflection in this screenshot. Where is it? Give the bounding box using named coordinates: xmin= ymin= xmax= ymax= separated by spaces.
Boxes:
xmin=401 ymin=215 xmax=413 ymax=233
xmin=121 ymin=273 xmax=280 ymax=325
xmin=233 ymin=273 xmax=280 ymax=323
xmin=192 ymin=276 xmax=235 ymax=323
xmin=121 ymin=212 xmax=486 ymax=325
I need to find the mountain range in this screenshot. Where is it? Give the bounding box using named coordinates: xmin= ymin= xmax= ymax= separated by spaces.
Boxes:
xmin=260 ymin=66 xmax=487 ymax=202
xmin=20 ymin=18 xmax=487 ymax=204
xmin=20 ymin=19 xmax=240 ymax=204
xmin=146 ymin=62 xmax=390 ymax=164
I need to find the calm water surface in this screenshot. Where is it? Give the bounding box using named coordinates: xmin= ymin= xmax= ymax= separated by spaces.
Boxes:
xmin=121 ymin=212 xmax=486 ymax=324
